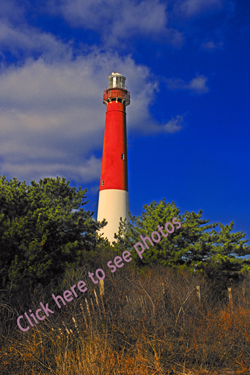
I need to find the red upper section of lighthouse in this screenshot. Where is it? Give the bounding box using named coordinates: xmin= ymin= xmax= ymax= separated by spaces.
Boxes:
xmin=99 ymin=101 xmax=128 ymax=191
xmin=103 ymin=88 xmax=130 ymax=106
xmin=99 ymin=73 xmax=130 ymax=192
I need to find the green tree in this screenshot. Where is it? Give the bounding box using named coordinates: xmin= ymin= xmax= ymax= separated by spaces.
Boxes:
xmin=114 ymin=199 xmax=250 ymax=277
xmin=0 ymin=176 xmax=105 ymax=291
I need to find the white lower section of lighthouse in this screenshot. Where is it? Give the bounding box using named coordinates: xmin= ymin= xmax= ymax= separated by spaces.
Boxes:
xmin=97 ymin=189 xmax=129 ymax=242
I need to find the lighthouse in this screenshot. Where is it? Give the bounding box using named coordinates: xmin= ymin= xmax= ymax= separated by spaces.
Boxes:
xmin=97 ymin=72 xmax=130 ymax=242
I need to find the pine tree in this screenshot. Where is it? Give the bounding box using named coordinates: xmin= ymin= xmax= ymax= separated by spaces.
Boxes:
xmin=114 ymin=199 xmax=250 ymax=277
xmin=0 ymin=176 xmax=105 ymax=291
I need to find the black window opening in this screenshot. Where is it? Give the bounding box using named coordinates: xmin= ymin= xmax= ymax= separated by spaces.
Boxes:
xmin=102 ymin=180 xmax=104 ymax=186
xmin=121 ymin=153 xmax=125 ymax=160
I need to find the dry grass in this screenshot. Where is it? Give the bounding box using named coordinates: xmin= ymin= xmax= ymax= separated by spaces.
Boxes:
xmin=1 ymin=265 xmax=250 ymax=374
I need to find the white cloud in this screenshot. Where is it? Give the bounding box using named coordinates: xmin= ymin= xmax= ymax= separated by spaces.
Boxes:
xmin=202 ymin=41 xmax=216 ymax=50
xmin=0 ymin=21 xmax=71 ymax=60
xmin=175 ymin=0 xmax=224 ymax=17
xmin=1 ymin=157 xmax=102 ymax=184
xmin=0 ymin=49 xmax=182 ymax=183
xmin=202 ymin=40 xmax=223 ymax=50
xmin=135 ymin=114 xmax=185 ymax=135
xmin=166 ymin=74 xmax=209 ymax=94
xmin=162 ymin=115 xmax=184 ymax=134
xmin=0 ymin=0 xmax=25 ymax=23
xmin=0 ymin=0 xmax=71 ymax=61
xmin=48 ymin=0 xmax=184 ymax=47
xmin=189 ymin=75 xmax=209 ymax=93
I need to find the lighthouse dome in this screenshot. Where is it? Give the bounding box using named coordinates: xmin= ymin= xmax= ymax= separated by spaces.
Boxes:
xmin=108 ymin=72 xmax=126 ymax=89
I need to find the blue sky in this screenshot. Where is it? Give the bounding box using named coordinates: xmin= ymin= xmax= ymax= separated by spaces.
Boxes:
xmin=0 ymin=0 xmax=249 ymax=245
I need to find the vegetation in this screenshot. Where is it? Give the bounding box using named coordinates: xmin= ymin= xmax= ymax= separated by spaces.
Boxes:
xmin=1 ymin=265 xmax=250 ymax=374
xmin=1 ymin=176 xmax=250 ymax=373
xmin=115 ymin=199 xmax=250 ymax=279
xmin=0 ymin=176 xmax=105 ymax=293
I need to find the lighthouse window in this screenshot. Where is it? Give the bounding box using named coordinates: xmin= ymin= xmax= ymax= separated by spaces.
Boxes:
xmin=121 ymin=153 xmax=125 ymax=160
xmin=102 ymin=180 xmax=104 ymax=186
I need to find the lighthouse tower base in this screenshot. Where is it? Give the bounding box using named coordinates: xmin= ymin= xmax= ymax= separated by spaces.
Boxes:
xmin=97 ymin=189 xmax=129 ymax=242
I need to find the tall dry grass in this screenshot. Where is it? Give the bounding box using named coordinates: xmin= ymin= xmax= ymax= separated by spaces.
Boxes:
xmin=1 ymin=264 xmax=250 ymax=374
